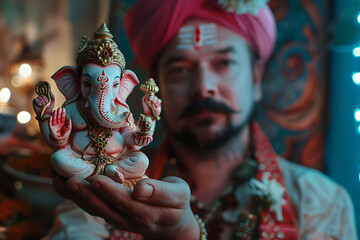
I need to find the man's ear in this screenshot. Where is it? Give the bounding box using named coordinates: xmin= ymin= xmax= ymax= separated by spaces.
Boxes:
xmin=253 ymin=61 xmax=263 ymax=102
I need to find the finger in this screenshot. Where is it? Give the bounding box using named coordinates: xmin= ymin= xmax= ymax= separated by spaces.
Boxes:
xmin=52 ymin=110 xmax=57 ymax=124
xmin=155 ymin=98 xmax=162 ymax=106
xmin=53 ymin=176 xmax=74 ymax=199
xmin=61 ymin=108 xmax=66 ymax=123
xmin=49 ymin=115 xmax=53 ymax=127
xmin=88 ymin=175 xmax=146 ymax=214
xmin=39 ymin=96 xmax=46 ymax=105
xmin=138 ymin=137 xmax=144 ymax=146
xmin=88 ymin=175 xmax=184 ymax=230
xmin=148 ymin=95 xmax=155 ymax=103
xmin=133 ymin=176 xmax=190 ymax=209
xmin=37 ymin=97 xmax=44 ymax=106
xmin=65 ymin=177 xmax=132 ymax=230
xmin=57 ymin=108 xmax=62 ymax=124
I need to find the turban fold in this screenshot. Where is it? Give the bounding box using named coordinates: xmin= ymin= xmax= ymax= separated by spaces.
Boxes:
xmin=124 ymin=0 xmax=276 ymax=73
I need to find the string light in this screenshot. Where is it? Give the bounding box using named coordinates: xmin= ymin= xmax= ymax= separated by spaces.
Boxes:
xmin=354 ymin=108 xmax=360 ymax=121
xmin=17 ymin=111 xmax=31 ymax=124
xmin=353 ymin=47 xmax=360 ymax=57
xmin=352 ymin=72 xmax=360 ymax=85
xmin=0 ymin=88 xmax=11 ymax=103
xmin=18 ymin=63 xmax=32 ymax=78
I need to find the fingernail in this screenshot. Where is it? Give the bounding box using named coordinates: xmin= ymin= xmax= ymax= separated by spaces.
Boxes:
xmin=140 ymin=183 xmax=154 ymax=199
xmin=69 ymin=183 xmax=79 ymax=192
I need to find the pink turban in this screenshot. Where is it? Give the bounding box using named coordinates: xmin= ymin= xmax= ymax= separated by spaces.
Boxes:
xmin=124 ymin=0 xmax=276 ymax=73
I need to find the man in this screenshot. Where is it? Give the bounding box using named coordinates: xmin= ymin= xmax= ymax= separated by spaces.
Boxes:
xmin=50 ymin=0 xmax=357 ymax=239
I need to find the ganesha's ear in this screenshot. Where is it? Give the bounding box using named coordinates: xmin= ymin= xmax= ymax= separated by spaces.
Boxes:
xmin=51 ymin=66 xmax=80 ymax=104
xmin=117 ymin=70 xmax=140 ymax=102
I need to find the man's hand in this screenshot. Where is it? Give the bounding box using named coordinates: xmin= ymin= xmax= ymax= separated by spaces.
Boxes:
xmin=52 ymin=175 xmax=200 ymax=240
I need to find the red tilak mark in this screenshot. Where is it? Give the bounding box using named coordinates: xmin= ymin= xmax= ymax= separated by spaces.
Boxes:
xmin=97 ymin=70 xmax=109 ymax=83
xmin=194 ymin=25 xmax=202 ymax=50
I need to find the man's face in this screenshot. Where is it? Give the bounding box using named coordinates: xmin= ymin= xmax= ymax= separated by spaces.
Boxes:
xmin=156 ymin=19 xmax=262 ymax=149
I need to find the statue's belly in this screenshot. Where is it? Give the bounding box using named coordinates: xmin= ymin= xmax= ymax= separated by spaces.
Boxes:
xmin=71 ymin=130 xmax=125 ymax=156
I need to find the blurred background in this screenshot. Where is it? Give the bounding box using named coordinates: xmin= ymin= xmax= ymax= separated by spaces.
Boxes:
xmin=0 ymin=0 xmax=359 ymax=239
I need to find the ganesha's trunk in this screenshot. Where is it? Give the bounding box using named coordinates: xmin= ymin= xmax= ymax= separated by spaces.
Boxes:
xmin=90 ymin=87 xmax=129 ymax=129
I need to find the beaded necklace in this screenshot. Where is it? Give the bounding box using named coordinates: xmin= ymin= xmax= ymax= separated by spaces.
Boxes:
xmin=166 ymin=155 xmax=260 ymax=240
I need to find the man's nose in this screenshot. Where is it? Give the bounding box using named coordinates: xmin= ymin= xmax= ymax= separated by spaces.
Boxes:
xmin=190 ymin=65 xmax=217 ymax=99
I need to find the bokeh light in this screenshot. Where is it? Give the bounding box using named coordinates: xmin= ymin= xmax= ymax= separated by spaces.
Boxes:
xmin=17 ymin=111 xmax=31 ymax=124
xmin=0 ymin=88 xmax=11 ymax=103
xmin=18 ymin=63 xmax=32 ymax=78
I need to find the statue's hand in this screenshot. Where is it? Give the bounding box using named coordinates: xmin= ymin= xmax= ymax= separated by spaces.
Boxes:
xmin=134 ymin=133 xmax=153 ymax=147
xmin=32 ymin=92 xmax=55 ymax=117
xmin=49 ymin=108 xmax=72 ymax=143
xmin=142 ymin=95 xmax=162 ymax=118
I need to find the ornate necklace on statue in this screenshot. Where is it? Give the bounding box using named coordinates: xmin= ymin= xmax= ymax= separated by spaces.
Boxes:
xmin=76 ymin=100 xmax=114 ymax=174
xmin=87 ymin=123 xmax=113 ymax=174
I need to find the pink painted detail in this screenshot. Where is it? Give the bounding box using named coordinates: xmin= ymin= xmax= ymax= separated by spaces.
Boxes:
xmin=97 ymin=70 xmax=109 ymax=91
xmin=97 ymin=85 xmax=115 ymax=125
xmin=194 ymin=25 xmax=202 ymax=50
xmin=97 ymin=70 xmax=109 ymax=83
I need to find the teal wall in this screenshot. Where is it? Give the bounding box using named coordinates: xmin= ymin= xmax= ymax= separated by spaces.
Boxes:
xmin=326 ymin=0 xmax=360 ymax=236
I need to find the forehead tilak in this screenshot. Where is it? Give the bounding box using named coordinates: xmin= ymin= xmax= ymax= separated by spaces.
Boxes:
xmin=177 ymin=23 xmax=217 ymax=50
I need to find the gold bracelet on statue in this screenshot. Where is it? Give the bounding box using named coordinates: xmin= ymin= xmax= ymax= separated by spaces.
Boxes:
xmin=194 ymin=214 xmax=207 ymax=240
xmin=49 ymin=135 xmax=69 ymax=144
xmin=35 ymin=114 xmax=51 ymax=121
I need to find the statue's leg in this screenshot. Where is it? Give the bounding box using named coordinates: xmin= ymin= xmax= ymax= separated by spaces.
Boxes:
xmin=51 ymin=147 xmax=96 ymax=179
xmin=104 ymin=150 xmax=149 ymax=188
xmin=114 ymin=149 xmax=149 ymax=179
xmin=104 ymin=164 xmax=124 ymax=183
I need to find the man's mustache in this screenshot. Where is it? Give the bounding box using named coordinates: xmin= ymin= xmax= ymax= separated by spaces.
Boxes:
xmin=180 ymin=98 xmax=238 ymax=118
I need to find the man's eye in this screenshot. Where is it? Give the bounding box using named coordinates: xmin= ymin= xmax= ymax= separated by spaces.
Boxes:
xmin=167 ymin=66 xmax=191 ymax=81
xmin=220 ymin=59 xmax=235 ymax=67
xmin=215 ymin=59 xmax=236 ymax=72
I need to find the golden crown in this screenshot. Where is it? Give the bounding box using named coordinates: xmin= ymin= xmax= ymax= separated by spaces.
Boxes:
xmin=76 ymin=23 xmax=126 ymax=69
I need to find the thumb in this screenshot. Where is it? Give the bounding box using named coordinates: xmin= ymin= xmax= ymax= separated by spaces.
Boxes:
xmin=133 ymin=176 xmax=191 ymax=209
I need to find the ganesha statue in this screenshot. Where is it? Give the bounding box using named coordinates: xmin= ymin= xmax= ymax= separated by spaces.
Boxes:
xmin=32 ymin=24 xmax=161 ymax=188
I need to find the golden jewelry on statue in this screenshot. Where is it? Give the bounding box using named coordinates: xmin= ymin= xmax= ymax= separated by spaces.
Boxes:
xmin=194 ymin=214 xmax=208 ymax=240
xmin=35 ymin=81 xmax=52 ymax=120
xmin=140 ymin=78 xmax=160 ymax=120
xmin=76 ymin=99 xmax=114 ymax=175
xmin=76 ymin=23 xmax=126 ymax=70
xmin=86 ymin=123 xmax=113 ymax=175
xmin=49 ymin=135 xmax=69 ymax=144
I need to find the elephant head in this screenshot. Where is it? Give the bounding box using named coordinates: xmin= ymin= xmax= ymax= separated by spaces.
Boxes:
xmin=52 ymin=63 xmax=139 ymax=128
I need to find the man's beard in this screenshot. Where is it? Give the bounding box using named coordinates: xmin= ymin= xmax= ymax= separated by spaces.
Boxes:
xmin=164 ymin=98 xmax=254 ymax=150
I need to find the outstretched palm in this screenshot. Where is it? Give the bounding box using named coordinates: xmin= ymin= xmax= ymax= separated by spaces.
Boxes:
xmin=49 ymin=108 xmax=72 ymax=141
